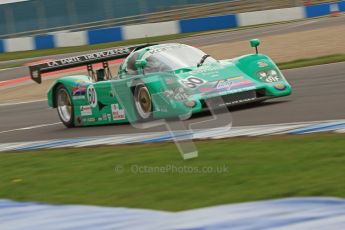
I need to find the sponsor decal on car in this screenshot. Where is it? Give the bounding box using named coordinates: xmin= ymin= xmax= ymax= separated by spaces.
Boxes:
xmin=146 ymin=44 xmax=184 ymax=56
xmin=215 ymin=79 xmax=233 ymax=91
xmin=198 ymin=86 xmax=214 ymax=93
xmin=165 ymin=77 xmax=175 ymax=85
xmin=111 ymin=104 xmax=125 ymax=120
xmin=260 ymin=75 xmax=280 ymax=82
xmin=73 ymin=95 xmax=85 ymax=100
xmin=75 ymin=79 xmax=89 ymax=84
xmin=257 ymin=61 xmax=268 ymax=68
xmin=100 ymin=113 xmax=112 ymax=121
xmin=231 ymin=80 xmax=254 ymax=88
xmin=72 ymin=85 xmax=87 ymax=96
xmin=258 ymin=70 xmax=281 ymax=83
xmin=190 ymin=65 xmax=220 ymax=75
xmin=165 ymin=88 xmax=189 ymax=100
xmin=102 ymin=113 xmax=108 ymax=121
xmin=45 ymin=48 xmax=131 ymax=68
xmin=83 ymin=118 xmax=96 ymax=122
xmin=156 ymin=107 xmax=168 ymax=112
xmin=228 ymin=86 xmax=256 ymax=94
xmin=80 ymin=105 xmax=92 ymax=116
xmin=31 ymin=70 xmax=39 ymax=79
xmin=199 ymin=77 xmax=252 ymax=94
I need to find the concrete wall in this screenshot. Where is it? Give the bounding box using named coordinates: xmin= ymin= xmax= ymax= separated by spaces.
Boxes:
xmin=87 ymin=27 xmax=122 ymax=45
xmin=0 ymin=1 xmax=344 ymax=53
xmin=55 ymin=31 xmax=88 ymax=47
xmin=237 ymin=7 xmax=304 ymax=26
xmin=123 ymin=21 xmax=179 ymax=40
xmin=4 ymin=36 xmax=33 ymax=52
xmin=305 ymin=2 xmax=333 ymax=17
xmin=179 ymin=14 xmax=237 ymax=33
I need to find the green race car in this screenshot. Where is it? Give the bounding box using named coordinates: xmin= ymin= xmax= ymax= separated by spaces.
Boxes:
xmin=29 ymin=39 xmax=291 ymax=127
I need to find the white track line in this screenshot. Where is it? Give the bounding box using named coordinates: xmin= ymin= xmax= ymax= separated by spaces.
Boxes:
xmin=0 ymin=122 xmax=61 ymax=134
xmin=0 ymin=119 xmax=344 ymax=152
xmin=0 ymin=99 xmax=47 ymax=107
xmin=0 ymin=66 xmax=23 ymax=72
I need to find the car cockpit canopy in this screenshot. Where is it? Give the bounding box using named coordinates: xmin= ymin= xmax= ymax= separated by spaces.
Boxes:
xmin=119 ymin=43 xmax=217 ymax=77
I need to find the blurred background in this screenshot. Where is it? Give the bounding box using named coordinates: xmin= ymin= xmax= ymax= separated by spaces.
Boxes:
xmin=0 ymin=0 xmax=325 ymax=38
xmin=0 ymin=0 xmax=344 ymax=229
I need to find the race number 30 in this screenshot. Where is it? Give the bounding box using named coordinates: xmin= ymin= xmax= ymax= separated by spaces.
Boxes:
xmin=87 ymin=85 xmax=98 ymax=108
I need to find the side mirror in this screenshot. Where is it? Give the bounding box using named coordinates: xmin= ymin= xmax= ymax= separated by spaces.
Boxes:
xmin=135 ymin=59 xmax=147 ymax=69
xmin=250 ymin=39 xmax=261 ymax=54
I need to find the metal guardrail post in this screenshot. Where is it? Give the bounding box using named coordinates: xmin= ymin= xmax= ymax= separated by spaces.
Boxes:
xmin=104 ymin=0 xmax=113 ymax=20
xmin=36 ymin=0 xmax=47 ymax=30
xmin=4 ymin=4 xmax=16 ymax=34
xmin=67 ymin=0 xmax=78 ymax=25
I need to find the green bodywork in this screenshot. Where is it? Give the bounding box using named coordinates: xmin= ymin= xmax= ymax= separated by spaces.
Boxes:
xmin=47 ymin=43 xmax=291 ymax=126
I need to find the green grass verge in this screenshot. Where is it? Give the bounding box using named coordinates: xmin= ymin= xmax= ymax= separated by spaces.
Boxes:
xmin=277 ymin=54 xmax=345 ymax=70
xmin=0 ymin=134 xmax=344 ymax=211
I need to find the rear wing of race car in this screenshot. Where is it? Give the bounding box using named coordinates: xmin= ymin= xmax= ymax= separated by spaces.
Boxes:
xmin=29 ymin=44 xmax=151 ymax=84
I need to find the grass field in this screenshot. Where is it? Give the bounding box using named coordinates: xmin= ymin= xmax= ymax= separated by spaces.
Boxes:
xmin=0 ymin=134 xmax=344 ymax=211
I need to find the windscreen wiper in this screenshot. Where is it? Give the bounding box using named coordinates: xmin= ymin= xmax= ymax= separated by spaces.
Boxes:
xmin=197 ymin=54 xmax=210 ymax=67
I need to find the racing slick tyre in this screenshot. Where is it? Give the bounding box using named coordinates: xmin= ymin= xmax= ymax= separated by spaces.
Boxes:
xmin=133 ymin=84 xmax=153 ymax=121
xmin=55 ymin=84 xmax=75 ymax=128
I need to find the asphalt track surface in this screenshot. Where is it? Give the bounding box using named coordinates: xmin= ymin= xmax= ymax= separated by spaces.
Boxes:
xmin=1 ymin=62 xmax=344 ymax=143
xmin=0 ymin=15 xmax=344 ymax=82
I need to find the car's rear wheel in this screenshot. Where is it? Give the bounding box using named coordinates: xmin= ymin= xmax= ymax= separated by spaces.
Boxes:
xmin=134 ymin=84 xmax=152 ymax=121
xmin=56 ymin=85 xmax=74 ymax=127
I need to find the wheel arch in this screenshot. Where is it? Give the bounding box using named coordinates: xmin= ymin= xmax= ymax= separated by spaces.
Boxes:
xmin=48 ymin=82 xmax=64 ymax=108
xmin=48 ymin=75 xmax=91 ymax=108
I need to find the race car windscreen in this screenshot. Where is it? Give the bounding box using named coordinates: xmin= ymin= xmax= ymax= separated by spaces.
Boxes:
xmin=142 ymin=44 xmax=217 ymax=74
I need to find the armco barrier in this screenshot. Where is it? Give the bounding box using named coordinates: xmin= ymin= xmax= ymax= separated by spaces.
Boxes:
xmin=87 ymin=27 xmax=123 ymax=45
xmin=237 ymin=7 xmax=304 ymax=26
xmin=123 ymin=21 xmax=179 ymax=40
xmin=0 ymin=1 xmax=344 ymax=53
xmin=55 ymin=31 xmax=88 ymax=47
xmin=305 ymin=2 xmax=334 ymax=17
xmin=305 ymin=1 xmax=345 ymax=18
xmin=5 ymin=37 xmax=33 ymax=52
xmin=34 ymin=35 xmax=55 ymax=50
xmin=339 ymin=0 xmax=345 ymax=11
xmin=179 ymin=14 xmax=237 ymax=33
xmin=0 ymin=40 xmax=4 ymax=53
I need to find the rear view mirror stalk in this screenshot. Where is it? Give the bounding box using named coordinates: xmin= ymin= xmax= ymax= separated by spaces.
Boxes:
xmin=250 ymin=39 xmax=261 ymax=54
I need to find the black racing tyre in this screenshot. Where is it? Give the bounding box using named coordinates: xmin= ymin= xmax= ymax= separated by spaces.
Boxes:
xmin=133 ymin=84 xmax=153 ymax=121
xmin=55 ymin=85 xmax=75 ymax=128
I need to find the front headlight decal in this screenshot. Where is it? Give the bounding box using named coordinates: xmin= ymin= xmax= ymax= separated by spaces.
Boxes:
xmin=257 ymin=69 xmax=281 ymax=83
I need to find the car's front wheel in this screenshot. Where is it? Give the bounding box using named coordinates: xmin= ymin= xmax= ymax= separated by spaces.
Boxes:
xmin=56 ymin=85 xmax=74 ymax=127
xmin=134 ymin=84 xmax=152 ymax=121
